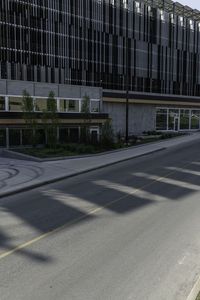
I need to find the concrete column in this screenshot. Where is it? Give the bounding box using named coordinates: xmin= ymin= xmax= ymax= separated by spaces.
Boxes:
xmin=20 ymin=129 xmax=23 ymax=146
xmin=33 ymin=97 xmax=36 ymax=112
xmin=5 ymin=96 xmax=9 ymax=111
xmin=79 ymin=100 xmax=82 ymax=113
xmin=89 ymin=100 xmax=91 ymax=113
xmin=100 ymin=87 xmax=103 ymax=112
xmin=6 ymin=128 xmax=9 ymax=149
xmin=57 ymin=126 xmax=60 ymax=143
xmin=166 ymin=108 xmax=169 ymax=131
xmin=199 ymin=112 xmax=200 ymax=130
xmin=78 ymin=126 xmax=81 ymax=141
xmin=189 ymin=109 xmax=191 ymax=130
xmin=57 ymin=98 xmax=60 ymax=112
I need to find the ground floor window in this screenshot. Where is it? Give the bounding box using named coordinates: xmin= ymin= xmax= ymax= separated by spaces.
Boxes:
xmin=168 ymin=109 xmax=179 ymax=131
xmin=22 ymin=129 xmax=33 ymax=145
xmin=156 ymin=107 xmax=200 ymax=131
xmin=180 ymin=109 xmax=190 ymax=130
xmin=156 ymin=109 xmax=168 ymax=130
xmin=35 ymin=129 xmax=46 ymax=145
xmin=0 ymin=97 xmax=5 ymax=111
xmin=69 ymin=128 xmax=79 ymax=143
xmin=59 ymin=128 xmax=70 ymax=144
xmin=0 ymin=129 xmax=6 ymax=147
xmin=9 ymin=129 xmax=21 ymax=146
xmin=2 ymin=126 xmax=100 ymax=148
xmin=191 ymin=111 xmax=200 ymax=130
xmin=90 ymin=127 xmax=100 ymax=144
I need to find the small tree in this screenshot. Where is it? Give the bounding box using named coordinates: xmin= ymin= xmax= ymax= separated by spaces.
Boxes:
xmin=81 ymin=95 xmax=91 ymax=143
xmin=101 ymin=120 xmax=114 ymax=149
xmin=42 ymin=91 xmax=59 ymax=149
xmin=116 ymin=130 xmax=123 ymax=147
xmin=21 ymin=90 xmax=38 ymax=146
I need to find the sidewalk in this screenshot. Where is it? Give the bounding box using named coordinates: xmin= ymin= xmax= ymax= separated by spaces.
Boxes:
xmin=0 ymin=132 xmax=200 ymax=199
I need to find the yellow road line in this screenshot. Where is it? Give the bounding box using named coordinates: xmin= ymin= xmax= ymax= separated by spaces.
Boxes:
xmin=0 ymin=161 xmax=196 ymax=261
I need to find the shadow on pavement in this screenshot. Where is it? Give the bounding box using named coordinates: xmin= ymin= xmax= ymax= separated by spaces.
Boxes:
xmin=1 ymin=144 xmax=200 ymax=263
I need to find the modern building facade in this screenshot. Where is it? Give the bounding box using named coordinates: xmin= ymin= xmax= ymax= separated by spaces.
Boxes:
xmin=0 ymin=79 xmax=107 ymax=147
xmin=1 ymin=0 xmax=200 ymax=147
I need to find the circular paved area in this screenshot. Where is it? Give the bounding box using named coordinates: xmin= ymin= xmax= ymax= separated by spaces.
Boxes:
xmin=0 ymin=163 xmax=44 ymax=190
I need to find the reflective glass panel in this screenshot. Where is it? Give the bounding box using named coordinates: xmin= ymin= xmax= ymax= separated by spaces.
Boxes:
xmin=191 ymin=110 xmax=200 ymax=130
xmin=0 ymin=97 xmax=5 ymax=111
xmin=9 ymin=97 xmax=23 ymax=111
xmin=180 ymin=109 xmax=189 ymax=130
xmin=168 ymin=109 xmax=179 ymax=130
xmin=9 ymin=129 xmax=21 ymax=146
xmin=35 ymin=98 xmax=48 ymax=111
xmin=60 ymin=99 xmax=79 ymax=112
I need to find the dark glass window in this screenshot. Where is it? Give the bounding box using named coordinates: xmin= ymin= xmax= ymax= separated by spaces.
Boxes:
xmin=0 ymin=0 xmax=199 ymax=96
xmin=0 ymin=97 xmax=5 ymax=111
xmin=0 ymin=129 xmax=6 ymax=147
xmin=9 ymin=129 xmax=21 ymax=146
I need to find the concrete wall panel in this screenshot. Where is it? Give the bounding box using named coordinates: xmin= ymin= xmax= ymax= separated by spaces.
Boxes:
xmin=0 ymin=80 xmax=6 ymax=95
xmin=35 ymin=83 xmax=58 ymax=97
xmin=103 ymin=102 xmax=126 ymax=134
xmin=129 ymin=104 xmax=156 ymax=134
xmin=103 ymin=102 xmax=156 ymax=135
xmin=59 ymin=85 xmax=81 ymax=98
xmin=0 ymin=80 xmax=101 ymax=100
xmin=7 ymin=80 xmax=34 ymax=96
xmin=81 ymin=87 xmax=101 ymax=99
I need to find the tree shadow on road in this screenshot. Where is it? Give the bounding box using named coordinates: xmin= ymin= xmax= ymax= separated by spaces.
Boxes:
xmin=0 ymin=230 xmax=52 ymax=263
xmin=1 ymin=149 xmax=200 ymax=263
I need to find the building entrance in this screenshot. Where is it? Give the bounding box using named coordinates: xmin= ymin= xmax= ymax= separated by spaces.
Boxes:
xmin=156 ymin=108 xmax=200 ymax=131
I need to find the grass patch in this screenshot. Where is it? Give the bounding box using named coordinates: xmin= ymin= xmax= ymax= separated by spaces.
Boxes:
xmin=13 ymin=132 xmax=186 ymax=159
xmin=14 ymin=143 xmax=108 ymax=158
xmin=196 ymin=292 xmax=200 ymax=300
xmin=135 ymin=132 xmax=185 ymax=145
xmin=16 ymin=148 xmax=78 ymax=158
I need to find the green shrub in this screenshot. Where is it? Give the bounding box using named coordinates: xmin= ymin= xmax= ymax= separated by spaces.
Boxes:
xmin=77 ymin=144 xmax=96 ymax=154
xmin=101 ymin=120 xmax=114 ymax=149
xmin=143 ymin=130 xmax=159 ymax=136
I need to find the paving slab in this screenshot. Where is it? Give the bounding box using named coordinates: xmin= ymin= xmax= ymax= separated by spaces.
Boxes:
xmin=0 ymin=133 xmax=200 ymax=198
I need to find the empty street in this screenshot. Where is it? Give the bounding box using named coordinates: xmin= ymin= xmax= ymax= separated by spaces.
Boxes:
xmin=1 ymin=140 xmax=200 ymax=299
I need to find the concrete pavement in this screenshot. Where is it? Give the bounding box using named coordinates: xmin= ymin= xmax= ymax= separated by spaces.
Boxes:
xmin=1 ymin=138 xmax=200 ymax=299
xmin=0 ymin=132 xmax=200 ymax=198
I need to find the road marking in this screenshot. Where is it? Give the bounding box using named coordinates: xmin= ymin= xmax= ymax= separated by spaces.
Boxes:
xmin=134 ymin=172 xmax=200 ymax=191
xmin=95 ymin=180 xmax=169 ymax=202
xmin=0 ymin=161 xmax=199 ymax=261
xmin=167 ymin=167 xmax=200 ymax=177
xmin=191 ymin=162 xmax=200 ymax=166
xmin=42 ymin=189 xmax=101 ymax=212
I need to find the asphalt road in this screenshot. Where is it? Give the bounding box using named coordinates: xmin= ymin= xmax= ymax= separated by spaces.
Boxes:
xmin=1 ymin=141 xmax=200 ymax=300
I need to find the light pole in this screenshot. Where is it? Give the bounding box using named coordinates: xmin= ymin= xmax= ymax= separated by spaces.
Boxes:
xmin=125 ymin=79 xmax=129 ymax=144
xmin=100 ymin=79 xmax=103 ymax=112
xmin=125 ymin=8 xmax=129 ymax=145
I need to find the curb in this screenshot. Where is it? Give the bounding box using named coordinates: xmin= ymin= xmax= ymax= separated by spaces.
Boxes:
xmin=186 ymin=275 xmax=200 ymax=300
xmin=0 ymin=147 xmax=166 ymax=200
